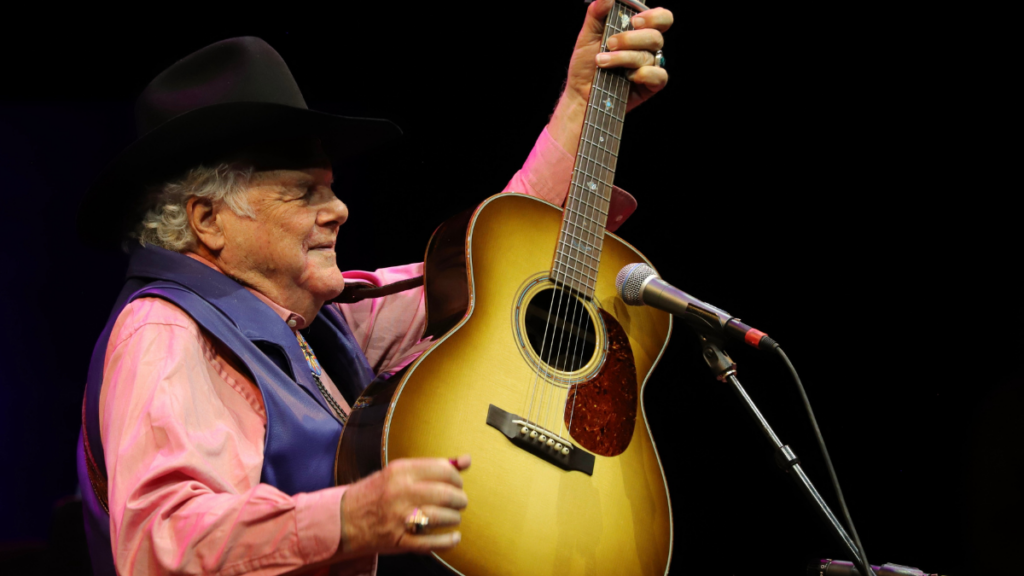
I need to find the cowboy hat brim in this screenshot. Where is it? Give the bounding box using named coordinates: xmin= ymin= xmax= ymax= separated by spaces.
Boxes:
xmin=77 ymin=101 xmax=401 ymax=249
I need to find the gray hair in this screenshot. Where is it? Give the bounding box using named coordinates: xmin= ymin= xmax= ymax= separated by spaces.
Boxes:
xmin=131 ymin=163 xmax=255 ymax=252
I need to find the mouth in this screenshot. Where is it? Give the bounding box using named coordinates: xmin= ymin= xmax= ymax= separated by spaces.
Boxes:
xmin=308 ymin=240 xmax=336 ymax=252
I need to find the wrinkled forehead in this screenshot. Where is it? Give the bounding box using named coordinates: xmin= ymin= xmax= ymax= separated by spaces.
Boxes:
xmin=225 ymin=138 xmax=332 ymax=172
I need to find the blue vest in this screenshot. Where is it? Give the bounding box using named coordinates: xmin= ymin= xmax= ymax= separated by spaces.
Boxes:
xmin=76 ymin=245 xmax=376 ymax=576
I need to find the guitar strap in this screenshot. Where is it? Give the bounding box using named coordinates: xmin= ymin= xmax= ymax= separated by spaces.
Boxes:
xmin=333 ymin=275 xmax=424 ymax=304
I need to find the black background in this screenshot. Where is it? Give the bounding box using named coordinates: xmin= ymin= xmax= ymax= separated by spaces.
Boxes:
xmin=0 ymin=3 xmax=1015 ymax=575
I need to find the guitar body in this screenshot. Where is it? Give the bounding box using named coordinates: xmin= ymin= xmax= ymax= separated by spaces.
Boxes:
xmin=337 ymin=193 xmax=673 ymax=576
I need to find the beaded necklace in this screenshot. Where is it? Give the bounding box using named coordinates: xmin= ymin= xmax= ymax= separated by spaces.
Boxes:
xmin=295 ymin=331 xmax=347 ymax=425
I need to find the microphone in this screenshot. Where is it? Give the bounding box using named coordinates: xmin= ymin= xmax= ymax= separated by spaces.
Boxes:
xmin=615 ymin=263 xmax=779 ymax=352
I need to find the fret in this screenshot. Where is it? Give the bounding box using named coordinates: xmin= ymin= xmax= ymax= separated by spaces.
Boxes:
xmin=553 ymin=267 xmax=597 ymax=290
xmin=559 ymin=237 xmax=606 ymax=264
xmin=560 ymin=225 xmax=602 ymax=251
xmin=565 ymin=186 xmax=602 ymax=206
xmin=554 ymin=261 xmax=596 ymax=282
xmin=566 ymin=188 xmax=609 ymax=212
xmin=567 ymin=195 xmax=610 ymax=222
xmin=579 ymin=128 xmax=619 ymax=158
xmin=577 ymin=134 xmax=618 ymax=165
xmin=593 ymin=84 xmax=628 ymax=104
xmin=581 ymin=136 xmax=619 ymax=158
xmin=575 ymin=153 xmax=616 ymax=176
xmin=566 ymin=201 xmax=609 ymax=222
xmin=555 ymin=247 xmax=600 ymax=274
xmin=601 ymin=79 xmax=628 ymax=119
xmin=587 ymin=99 xmax=626 ymax=125
xmin=584 ymin=121 xmax=622 ymax=156
xmin=554 ymin=258 xmax=597 ymax=279
xmin=553 ymin=263 xmax=596 ymax=287
xmin=577 ymin=134 xmax=617 ymax=164
xmin=567 ymin=183 xmax=611 ymax=205
xmin=585 ymin=120 xmax=621 ymax=140
xmin=572 ymin=188 xmax=608 ymax=211
xmin=556 ymin=233 xmax=601 ymax=265
xmin=558 ymin=221 xmax=602 ymax=251
xmin=556 ymin=229 xmax=605 ymax=258
xmin=559 ymin=213 xmax=603 ymax=240
xmin=563 ymin=234 xmax=604 ymax=255
xmin=554 ymin=278 xmax=596 ymax=298
xmin=563 ymin=220 xmax=606 ymax=249
xmin=554 ymin=268 xmax=596 ymax=289
xmin=573 ymin=156 xmax=616 ymax=188
xmin=565 ymin=191 xmax=609 ymax=219
xmin=561 ymin=222 xmax=602 ymax=245
xmin=573 ymin=166 xmax=610 ymax=190
xmin=582 ymin=131 xmax=621 ymax=164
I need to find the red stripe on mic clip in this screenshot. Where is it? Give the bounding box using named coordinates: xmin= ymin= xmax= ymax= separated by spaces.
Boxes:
xmin=745 ymin=328 xmax=767 ymax=348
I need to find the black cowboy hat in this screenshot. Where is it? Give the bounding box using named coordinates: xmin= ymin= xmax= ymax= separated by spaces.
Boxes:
xmin=77 ymin=36 xmax=401 ymax=249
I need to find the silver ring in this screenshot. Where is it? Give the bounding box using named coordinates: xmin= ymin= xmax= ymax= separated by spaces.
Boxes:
xmin=654 ymin=50 xmax=665 ymax=69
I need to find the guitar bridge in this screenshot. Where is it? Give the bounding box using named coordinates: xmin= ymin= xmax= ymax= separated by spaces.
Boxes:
xmin=485 ymin=404 xmax=595 ymax=475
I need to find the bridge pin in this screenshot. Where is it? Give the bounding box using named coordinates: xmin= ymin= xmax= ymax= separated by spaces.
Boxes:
xmin=562 ymin=447 xmax=570 ymax=455
xmin=530 ymin=431 xmax=538 ymax=439
xmin=555 ymin=443 xmax=563 ymax=450
xmin=521 ymin=426 xmax=529 ymax=435
xmin=547 ymin=439 xmax=555 ymax=447
xmin=539 ymin=435 xmax=547 ymax=442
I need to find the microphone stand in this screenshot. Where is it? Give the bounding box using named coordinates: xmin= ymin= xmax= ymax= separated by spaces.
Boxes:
xmin=696 ymin=333 xmax=875 ymax=576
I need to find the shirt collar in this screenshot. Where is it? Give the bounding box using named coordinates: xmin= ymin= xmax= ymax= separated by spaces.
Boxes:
xmin=184 ymin=252 xmax=309 ymax=331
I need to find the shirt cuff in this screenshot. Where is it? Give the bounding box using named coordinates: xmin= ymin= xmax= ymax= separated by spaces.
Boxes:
xmin=504 ymin=126 xmax=576 ymax=205
xmin=294 ymin=485 xmax=346 ymax=564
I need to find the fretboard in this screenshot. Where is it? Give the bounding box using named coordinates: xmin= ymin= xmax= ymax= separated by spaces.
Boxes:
xmin=552 ymin=0 xmax=644 ymax=299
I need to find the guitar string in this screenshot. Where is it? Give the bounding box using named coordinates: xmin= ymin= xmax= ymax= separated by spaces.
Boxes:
xmin=556 ymin=62 xmax=611 ymax=436
xmin=524 ymin=270 xmax=559 ymax=425
xmin=551 ymin=3 xmax=631 ymax=435
xmin=539 ymin=201 xmax=579 ymax=430
xmin=553 ymin=5 xmax=629 ymax=436
xmin=528 ymin=19 xmax=609 ymax=429
xmin=565 ymin=3 xmax=634 ymax=439
xmin=525 ymin=129 xmax=588 ymax=426
xmin=527 ymin=1 xmax=631 ymax=432
xmin=546 ymin=46 xmax=618 ymax=433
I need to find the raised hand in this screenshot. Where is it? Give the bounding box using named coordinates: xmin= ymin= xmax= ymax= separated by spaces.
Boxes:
xmin=569 ymin=0 xmax=673 ymax=112
xmin=549 ymin=0 xmax=674 ymax=156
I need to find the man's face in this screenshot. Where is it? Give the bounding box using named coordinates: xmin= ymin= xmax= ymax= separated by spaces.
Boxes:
xmin=217 ymin=165 xmax=347 ymax=308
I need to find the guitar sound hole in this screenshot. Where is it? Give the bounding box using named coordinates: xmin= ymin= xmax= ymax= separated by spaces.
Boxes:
xmin=523 ymin=287 xmax=597 ymax=373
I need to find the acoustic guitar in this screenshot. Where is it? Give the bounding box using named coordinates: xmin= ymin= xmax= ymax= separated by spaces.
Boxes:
xmin=336 ymin=2 xmax=673 ymax=574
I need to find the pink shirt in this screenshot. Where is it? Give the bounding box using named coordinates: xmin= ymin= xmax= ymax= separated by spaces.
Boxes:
xmin=97 ymin=127 xmax=635 ymax=575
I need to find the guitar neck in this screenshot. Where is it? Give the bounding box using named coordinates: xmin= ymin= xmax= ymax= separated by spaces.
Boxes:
xmin=552 ymin=0 xmax=646 ymax=299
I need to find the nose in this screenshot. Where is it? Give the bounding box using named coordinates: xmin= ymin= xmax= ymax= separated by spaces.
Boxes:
xmin=318 ymin=191 xmax=348 ymax=230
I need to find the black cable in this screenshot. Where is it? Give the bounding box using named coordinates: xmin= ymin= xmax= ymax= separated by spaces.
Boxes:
xmin=775 ymin=347 xmax=875 ymax=576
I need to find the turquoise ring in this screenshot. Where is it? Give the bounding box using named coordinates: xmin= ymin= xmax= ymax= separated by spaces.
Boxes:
xmin=655 ymin=50 xmax=665 ymax=69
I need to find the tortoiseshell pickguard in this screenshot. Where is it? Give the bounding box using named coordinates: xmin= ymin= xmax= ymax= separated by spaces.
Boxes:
xmin=563 ymin=309 xmax=637 ymax=457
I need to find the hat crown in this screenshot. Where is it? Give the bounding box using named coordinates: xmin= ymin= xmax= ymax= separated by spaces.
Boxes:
xmin=135 ymin=37 xmax=308 ymax=137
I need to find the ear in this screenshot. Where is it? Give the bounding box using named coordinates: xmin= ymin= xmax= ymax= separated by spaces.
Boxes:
xmin=186 ymin=196 xmax=226 ymax=252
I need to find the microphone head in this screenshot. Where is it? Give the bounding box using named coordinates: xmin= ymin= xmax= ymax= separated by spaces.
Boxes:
xmin=616 ymin=263 xmax=656 ymax=305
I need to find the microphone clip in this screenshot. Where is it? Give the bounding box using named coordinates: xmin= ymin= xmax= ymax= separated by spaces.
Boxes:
xmin=697 ymin=332 xmax=736 ymax=382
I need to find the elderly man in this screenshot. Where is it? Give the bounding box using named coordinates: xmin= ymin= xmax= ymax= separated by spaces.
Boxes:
xmin=76 ymin=2 xmax=672 ymax=574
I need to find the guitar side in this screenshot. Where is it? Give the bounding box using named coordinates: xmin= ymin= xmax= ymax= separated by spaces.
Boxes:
xmin=337 ymin=193 xmax=674 ymax=576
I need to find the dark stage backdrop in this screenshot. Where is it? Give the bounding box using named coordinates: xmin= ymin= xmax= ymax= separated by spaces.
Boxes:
xmin=0 ymin=5 xmax=1014 ymax=575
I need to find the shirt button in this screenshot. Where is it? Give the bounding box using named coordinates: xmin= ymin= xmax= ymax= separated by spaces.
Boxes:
xmin=287 ymin=319 xmax=298 ymax=328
